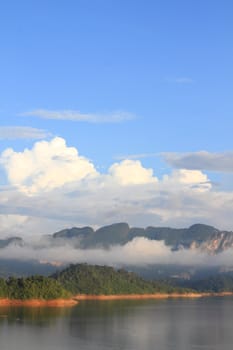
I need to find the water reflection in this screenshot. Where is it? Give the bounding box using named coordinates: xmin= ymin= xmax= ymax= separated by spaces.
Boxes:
xmin=67 ymin=298 xmax=233 ymax=350
xmin=0 ymin=306 xmax=72 ymax=326
xmin=1 ymin=298 xmax=233 ymax=350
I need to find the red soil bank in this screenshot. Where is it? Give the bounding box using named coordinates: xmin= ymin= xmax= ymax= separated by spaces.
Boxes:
xmin=0 ymin=298 xmax=78 ymax=307
xmin=74 ymin=292 xmax=233 ymax=300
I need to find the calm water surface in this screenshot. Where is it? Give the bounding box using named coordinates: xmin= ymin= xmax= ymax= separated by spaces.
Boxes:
xmin=0 ymin=297 xmax=233 ymax=350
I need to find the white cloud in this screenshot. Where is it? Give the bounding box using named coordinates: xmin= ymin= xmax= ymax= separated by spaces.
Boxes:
xmin=0 ymin=215 xmax=28 ymax=235
xmin=1 ymin=236 xmax=233 ymax=267
xmin=1 ymin=137 xmax=233 ymax=237
xmin=0 ymin=214 xmax=75 ymax=237
xmin=109 ymin=159 xmax=158 ymax=185
xmin=162 ymin=169 xmax=212 ymax=192
xmin=0 ymin=126 xmax=51 ymax=140
xmin=21 ymin=109 xmax=135 ymax=123
xmin=0 ymin=137 xmax=97 ymax=194
xmin=163 ymin=151 xmax=233 ymax=173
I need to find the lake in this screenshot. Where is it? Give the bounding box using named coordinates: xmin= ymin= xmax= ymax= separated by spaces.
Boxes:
xmin=1 ymin=297 xmax=233 ymax=350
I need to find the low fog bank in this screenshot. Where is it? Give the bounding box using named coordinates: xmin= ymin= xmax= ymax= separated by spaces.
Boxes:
xmin=1 ymin=237 xmax=233 ymax=268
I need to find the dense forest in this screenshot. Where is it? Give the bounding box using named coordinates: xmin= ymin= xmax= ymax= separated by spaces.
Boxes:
xmin=0 ymin=276 xmax=71 ymax=300
xmin=182 ymin=274 xmax=233 ymax=293
xmin=52 ymin=264 xmax=191 ymax=295
xmin=2 ymin=264 xmax=233 ymax=300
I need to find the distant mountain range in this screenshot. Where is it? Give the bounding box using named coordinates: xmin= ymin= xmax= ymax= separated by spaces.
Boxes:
xmin=1 ymin=222 xmax=233 ymax=278
xmin=50 ymin=222 xmax=233 ymax=254
xmin=0 ymin=237 xmax=24 ymax=249
xmin=2 ymin=222 xmax=233 ymax=253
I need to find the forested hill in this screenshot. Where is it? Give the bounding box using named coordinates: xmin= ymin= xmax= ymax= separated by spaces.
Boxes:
xmin=0 ymin=276 xmax=71 ymax=300
xmin=179 ymin=274 xmax=233 ymax=293
xmin=2 ymin=264 xmax=233 ymax=299
xmin=52 ymin=264 xmax=190 ymax=295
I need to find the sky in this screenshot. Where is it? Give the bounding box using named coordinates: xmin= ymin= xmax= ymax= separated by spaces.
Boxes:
xmin=0 ymin=0 xmax=233 ymax=237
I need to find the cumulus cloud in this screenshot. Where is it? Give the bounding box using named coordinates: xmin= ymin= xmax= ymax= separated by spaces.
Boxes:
xmin=162 ymin=169 xmax=212 ymax=192
xmin=0 ymin=138 xmax=159 ymax=193
xmin=109 ymin=160 xmax=158 ymax=185
xmin=0 ymin=126 xmax=51 ymax=140
xmin=0 ymin=137 xmax=97 ymax=193
xmin=1 ymin=137 xmax=233 ymax=239
xmin=21 ymin=109 xmax=135 ymax=123
xmin=163 ymin=151 xmax=233 ymax=173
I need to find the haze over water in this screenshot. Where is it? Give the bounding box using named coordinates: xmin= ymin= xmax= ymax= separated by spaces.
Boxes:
xmin=1 ymin=298 xmax=233 ymax=350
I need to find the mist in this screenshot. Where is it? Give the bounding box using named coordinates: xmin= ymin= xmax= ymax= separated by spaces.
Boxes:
xmin=1 ymin=236 xmax=233 ymax=268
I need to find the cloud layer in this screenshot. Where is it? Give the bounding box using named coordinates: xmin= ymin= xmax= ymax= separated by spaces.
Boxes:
xmin=22 ymin=109 xmax=135 ymax=123
xmin=0 ymin=137 xmax=233 ymax=240
xmin=0 ymin=137 xmax=97 ymax=193
xmin=0 ymin=126 xmax=51 ymax=140
xmin=164 ymin=151 xmax=233 ymax=173
xmin=1 ymin=236 xmax=233 ymax=268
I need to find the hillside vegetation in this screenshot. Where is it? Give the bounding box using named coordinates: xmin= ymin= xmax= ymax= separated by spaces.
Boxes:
xmin=186 ymin=274 xmax=233 ymax=293
xmin=53 ymin=264 xmax=191 ymax=295
xmin=0 ymin=276 xmax=71 ymax=300
xmin=2 ymin=264 xmax=233 ymax=300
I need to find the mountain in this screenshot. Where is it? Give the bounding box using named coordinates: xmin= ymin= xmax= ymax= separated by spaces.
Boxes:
xmin=52 ymin=263 xmax=233 ymax=295
xmin=190 ymin=229 xmax=233 ymax=254
xmin=1 ymin=222 xmax=233 ymax=279
xmin=2 ymin=263 xmax=233 ymax=299
xmin=53 ymin=226 xmax=94 ymax=240
xmin=0 ymin=259 xmax=59 ymax=278
xmin=52 ymin=263 xmax=189 ymax=295
xmin=0 ymin=237 xmax=24 ymax=248
xmin=0 ymin=275 xmax=71 ymax=300
xmin=52 ymin=223 xmax=130 ymax=248
xmin=170 ymin=272 xmax=233 ymax=293
xmin=51 ymin=222 xmax=233 ymax=254
xmin=2 ymin=223 xmax=232 ymax=254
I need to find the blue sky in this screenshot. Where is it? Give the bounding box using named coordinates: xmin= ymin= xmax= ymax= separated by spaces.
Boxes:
xmin=0 ymin=1 xmax=233 ymax=235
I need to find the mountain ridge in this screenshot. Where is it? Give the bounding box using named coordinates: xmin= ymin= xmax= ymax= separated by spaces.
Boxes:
xmin=50 ymin=222 xmax=233 ymax=254
xmin=1 ymin=222 xmax=233 ymax=254
xmin=1 ymin=223 xmax=233 ymax=279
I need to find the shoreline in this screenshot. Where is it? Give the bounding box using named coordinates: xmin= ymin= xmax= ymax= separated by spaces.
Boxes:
xmin=74 ymin=292 xmax=233 ymax=301
xmin=0 ymin=298 xmax=78 ymax=307
xmin=1 ymin=292 xmax=233 ymax=307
